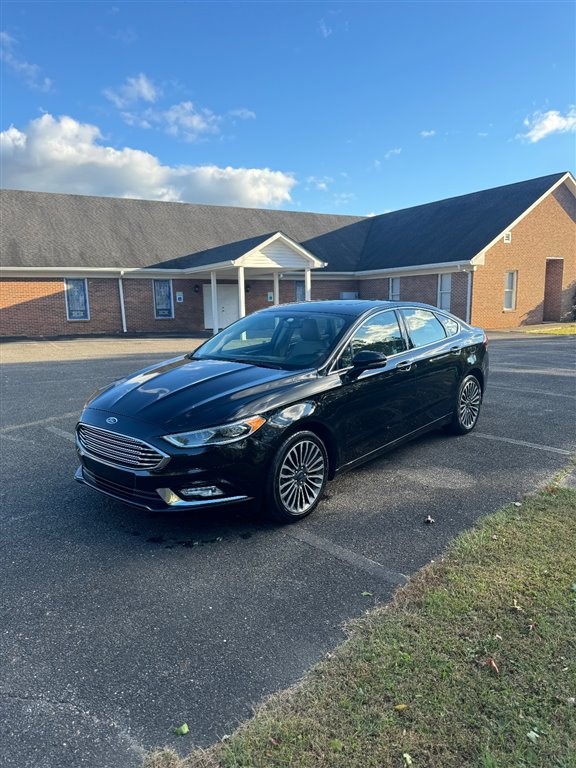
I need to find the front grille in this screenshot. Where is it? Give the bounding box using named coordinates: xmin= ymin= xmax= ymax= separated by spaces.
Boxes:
xmin=77 ymin=424 xmax=168 ymax=470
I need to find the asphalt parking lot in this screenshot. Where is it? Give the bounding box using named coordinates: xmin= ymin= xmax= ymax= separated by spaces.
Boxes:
xmin=1 ymin=333 xmax=575 ymax=768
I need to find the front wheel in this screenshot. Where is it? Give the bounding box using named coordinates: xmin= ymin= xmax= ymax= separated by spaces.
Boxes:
xmin=448 ymin=374 xmax=482 ymax=434
xmin=266 ymin=431 xmax=328 ymax=523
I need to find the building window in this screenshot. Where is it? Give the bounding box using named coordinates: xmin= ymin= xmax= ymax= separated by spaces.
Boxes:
xmin=153 ymin=279 xmax=174 ymax=319
xmin=437 ymin=273 xmax=452 ymax=310
xmin=503 ymin=271 xmax=517 ymax=310
xmin=389 ymin=277 xmax=400 ymax=301
xmin=295 ymin=281 xmax=305 ymax=302
xmin=65 ymin=278 xmax=90 ymax=321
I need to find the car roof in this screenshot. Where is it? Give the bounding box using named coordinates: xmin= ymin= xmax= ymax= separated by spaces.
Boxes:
xmin=263 ymin=299 xmax=450 ymax=317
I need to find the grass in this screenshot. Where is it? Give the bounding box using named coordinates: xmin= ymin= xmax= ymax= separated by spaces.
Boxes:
xmin=144 ymin=484 xmax=576 ymax=768
xmin=523 ymin=323 xmax=576 ymax=336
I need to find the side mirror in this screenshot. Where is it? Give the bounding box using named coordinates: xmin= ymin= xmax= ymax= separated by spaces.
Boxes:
xmin=344 ymin=350 xmax=387 ymax=381
xmin=352 ymin=350 xmax=387 ymax=368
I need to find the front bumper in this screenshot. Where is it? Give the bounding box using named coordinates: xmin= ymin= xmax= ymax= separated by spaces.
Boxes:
xmin=74 ymin=461 xmax=253 ymax=512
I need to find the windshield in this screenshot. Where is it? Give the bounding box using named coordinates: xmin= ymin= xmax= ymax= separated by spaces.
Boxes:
xmin=192 ymin=310 xmax=353 ymax=370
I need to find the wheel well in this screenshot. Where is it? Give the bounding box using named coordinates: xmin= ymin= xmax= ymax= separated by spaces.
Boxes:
xmin=468 ymin=368 xmax=485 ymax=392
xmin=280 ymin=420 xmax=339 ymax=480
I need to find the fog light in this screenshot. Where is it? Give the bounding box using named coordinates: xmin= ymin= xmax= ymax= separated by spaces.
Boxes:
xmin=180 ymin=485 xmax=224 ymax=498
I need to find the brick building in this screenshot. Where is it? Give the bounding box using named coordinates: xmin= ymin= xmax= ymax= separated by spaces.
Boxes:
xmin=1 ymin=172 xmax=574 ymax=338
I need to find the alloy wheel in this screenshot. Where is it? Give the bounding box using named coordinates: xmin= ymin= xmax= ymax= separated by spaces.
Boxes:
xmin=458 ymin=377 xmax=482 ymax=430
xmin=277 ymin=438 xmax=326 ymax=515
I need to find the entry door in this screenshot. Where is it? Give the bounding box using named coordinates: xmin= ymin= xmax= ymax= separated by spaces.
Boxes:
xmin=203 ymin=284 xmax=240 ymax=329
xmin=542 ymin=259 xmax=564 ymax=321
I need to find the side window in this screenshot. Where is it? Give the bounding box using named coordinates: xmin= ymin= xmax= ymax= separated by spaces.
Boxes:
xmin=402 ymin=308 xmax=447 ymax=347
xmin=389 ymin=277 xmax=401 ymax=301
xmin=153 ymin=279 xmax=174 ymax=319
xmin=437 ymin=273 xmax=451 ymax=310
xmin=65 ymin=278 xmax=90 ymax=321
xmin=503 ymin=271 xmax=517 ymax=310
xmin=294 ymin=281 xmax=306 ymax=302
xmin=437 ymin=313 xmax=459 ymax=336
xmin=338 ymin=310 xmax=407 ymax=368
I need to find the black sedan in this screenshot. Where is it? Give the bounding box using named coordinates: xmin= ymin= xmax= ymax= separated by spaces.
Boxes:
xmin=75 ymin=300 xmax=488 ymax=522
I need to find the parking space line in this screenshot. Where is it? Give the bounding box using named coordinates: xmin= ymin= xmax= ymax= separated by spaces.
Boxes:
xmin=45 ymin=425 xmax=77 ymax=443
xmin=0 ymin=412 xmax=77 ymax=432
xmin=489 ymin=384 xmax=576 ymax=399
xmin=472 ymin=432 xmax=572 ymax=456
xmin=283 ymin=527 xmax=408 ymax=585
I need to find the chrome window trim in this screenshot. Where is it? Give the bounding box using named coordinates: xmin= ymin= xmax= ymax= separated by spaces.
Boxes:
xmin=325 ymin=308 xmax=409 ymax=375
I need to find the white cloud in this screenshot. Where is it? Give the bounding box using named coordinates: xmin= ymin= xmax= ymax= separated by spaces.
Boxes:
xmin=122 ymin=101 xmax=221 ymax=141
xmin=384 ymin=148 xmax=402 ymax=160
xmin=229 ymin=108 xmax=256 ymax=120
xmin=420 ymin=130 xmax=435 ymax=138
xmin=518 ymin=107 xmax=576 ymax=143
xmin=103 ymin=73 xmax=159 ymax=109
xmin=0 ymin=114 xmax=296 ymax=207
xmin=0 ymin=31 xmax=53 ymax=91
xmin=318 ymin=18 xmax=333 ymax=38
xmin=152 ymin=101 xmax=220 ymax=141
xmin=306 ymin=175 xmax=333 ymax=192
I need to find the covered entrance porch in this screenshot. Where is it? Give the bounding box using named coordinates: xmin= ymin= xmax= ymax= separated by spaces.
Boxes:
xmin=182 ymin=232 xmax=326 ymax=333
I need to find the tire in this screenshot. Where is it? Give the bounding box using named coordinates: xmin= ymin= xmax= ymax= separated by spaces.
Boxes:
xmin=265 ymin=431 xmax=328 ymax=523
xmin=448 ymin=374 xmax=482 ymax=435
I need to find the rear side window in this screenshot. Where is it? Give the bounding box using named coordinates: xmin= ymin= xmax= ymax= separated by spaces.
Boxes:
xmin=402 ymin=309 xmax=447 ymax=347
xmin=437 ymin=313 xmax=459 ymax=336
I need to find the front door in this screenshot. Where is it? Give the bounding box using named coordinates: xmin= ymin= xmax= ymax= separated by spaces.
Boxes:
xmin=203 ymin=284 xmax=240 ymax=330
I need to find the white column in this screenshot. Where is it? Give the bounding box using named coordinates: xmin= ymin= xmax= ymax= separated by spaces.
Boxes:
xmin=273 ymin=271 xmax=280 ymax=305
xmin=237 ymin=266 xmax=246 ymax=318
xmin=210 ymin=271 xmax=219 ymax=334
xmin=304 ymin=268 xmax=312 ymax=301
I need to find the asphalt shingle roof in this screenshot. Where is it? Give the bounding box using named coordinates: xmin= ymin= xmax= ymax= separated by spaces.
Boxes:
xmin=359 ymin=172 xmax=568 ymax=271
xmin=0 ymin=172 xmax=569 ymax=273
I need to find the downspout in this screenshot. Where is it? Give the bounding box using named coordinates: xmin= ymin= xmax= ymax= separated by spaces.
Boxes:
xmin=118 ymin=271 xmax=127 ymax=333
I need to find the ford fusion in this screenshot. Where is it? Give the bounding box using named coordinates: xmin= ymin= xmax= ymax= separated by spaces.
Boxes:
xmin=75 ymin=300 xmax=488 ymax=522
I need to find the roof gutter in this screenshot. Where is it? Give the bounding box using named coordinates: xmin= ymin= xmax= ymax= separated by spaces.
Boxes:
xmin=292 ymin=258 xmax=480 ymax=280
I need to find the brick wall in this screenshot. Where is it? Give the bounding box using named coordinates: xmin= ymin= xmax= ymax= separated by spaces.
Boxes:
xmin=471 ymin=185 xmax=576 ymax=328
xmin=359 ymin=278 xmax=389 ymax=300
xmin=0 ymin=278 xmax=122 ymax=337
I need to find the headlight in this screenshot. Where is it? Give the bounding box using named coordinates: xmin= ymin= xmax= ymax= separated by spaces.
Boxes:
xmin=162 ymin=415 xmax=266 ymax=448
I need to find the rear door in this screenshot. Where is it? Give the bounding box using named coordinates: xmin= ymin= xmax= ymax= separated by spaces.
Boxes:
xmin=398 ymin=308 xmax=461 ymax=426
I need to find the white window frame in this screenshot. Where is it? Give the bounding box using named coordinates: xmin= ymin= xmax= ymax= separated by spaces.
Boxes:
xmin=64 ymin=278 xmax=90 ymax=321
xmin=437 ymin=273 xmax=452 ymax=311
xmin=503 ymin=271 xmax=517 ymax=311
xmin=153 ymin=279 xmax=174 ymax=319
xmin=389 ymin=277 xmax=401 ymax=301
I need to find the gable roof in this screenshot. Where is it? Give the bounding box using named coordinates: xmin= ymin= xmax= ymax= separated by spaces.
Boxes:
xmin=0 ymin=189 xmax=369 ymax=272
xmin=1 ymin=172 xmax=572 ymax=275
xmin=358 ymin=172 xmax=570 ymax=272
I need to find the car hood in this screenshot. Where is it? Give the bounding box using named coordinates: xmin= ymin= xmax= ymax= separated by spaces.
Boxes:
xmin=84 ymin=355 xmax=317 ymax=431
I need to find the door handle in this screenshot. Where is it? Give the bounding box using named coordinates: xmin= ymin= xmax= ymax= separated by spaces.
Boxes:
xmin=396 ymin=360 xmax=413 ymax=372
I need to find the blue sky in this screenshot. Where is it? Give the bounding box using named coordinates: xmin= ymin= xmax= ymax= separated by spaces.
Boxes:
xmin=1 ymin=1 xmax=574 ymax=214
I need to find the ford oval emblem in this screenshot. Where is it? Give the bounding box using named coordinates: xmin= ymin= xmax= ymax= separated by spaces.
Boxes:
xmin=106 ymin=417 xmax=118 ymax=425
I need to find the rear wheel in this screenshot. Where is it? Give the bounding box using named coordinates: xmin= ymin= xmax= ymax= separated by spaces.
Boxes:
xmin=449 ymin=374 xmax=482 ymax=434
xmin=266 ymin=431 xmax=328 ymax=523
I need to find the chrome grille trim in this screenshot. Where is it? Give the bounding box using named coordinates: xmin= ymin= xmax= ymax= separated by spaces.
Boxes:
xmin=77 ymin=423 xmax=169 ymax=470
